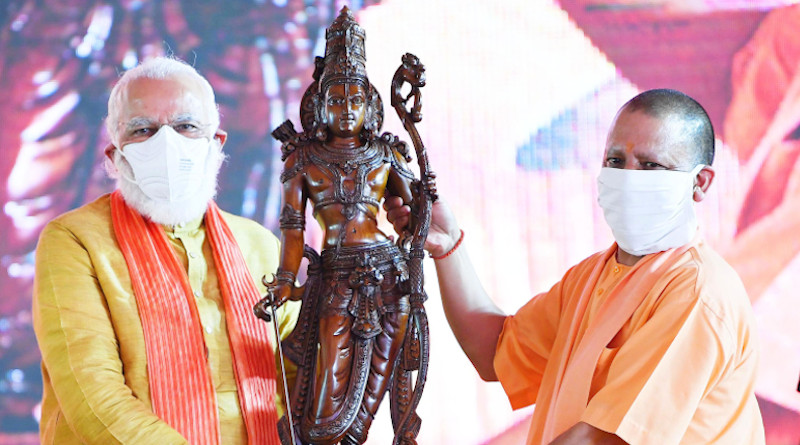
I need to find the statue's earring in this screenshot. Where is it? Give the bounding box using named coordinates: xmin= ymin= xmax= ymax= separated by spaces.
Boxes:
xmin=363 ymin=95 xmax=375 ymax=135
xmin=313 ymin=93 xmax=328 ymax=141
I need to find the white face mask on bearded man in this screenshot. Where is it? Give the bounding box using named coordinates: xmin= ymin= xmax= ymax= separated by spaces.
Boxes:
xmin=111 ymin=125 xmax=225 ymax=226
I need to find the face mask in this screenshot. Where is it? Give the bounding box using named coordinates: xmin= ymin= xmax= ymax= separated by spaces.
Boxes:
xmin=597 ymin=164 xmax=704 ymax=256
xmin=117 ymin=126 xmax=211 ymax=203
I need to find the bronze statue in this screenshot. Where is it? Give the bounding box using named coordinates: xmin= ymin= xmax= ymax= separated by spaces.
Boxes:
xmin=254 ymin=7 xmax=436 ymax=445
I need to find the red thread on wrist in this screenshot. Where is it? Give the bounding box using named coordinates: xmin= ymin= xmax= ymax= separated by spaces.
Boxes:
xmin=431 ymin=229 xmax=464 ymax=260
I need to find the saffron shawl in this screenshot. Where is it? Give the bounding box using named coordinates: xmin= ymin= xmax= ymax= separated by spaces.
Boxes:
xmin=110 ymin=190 xmax=279 ymax=444
xmin=538 ymin=238 xmax=698 ymax=443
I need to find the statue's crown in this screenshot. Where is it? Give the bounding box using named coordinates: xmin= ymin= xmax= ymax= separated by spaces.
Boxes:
xmin=321 ymin=6 xmax=368 ymax=90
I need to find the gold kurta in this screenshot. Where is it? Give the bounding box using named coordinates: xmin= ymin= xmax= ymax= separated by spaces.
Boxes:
xmin=33 ymin=194 xmax=298 ymax=444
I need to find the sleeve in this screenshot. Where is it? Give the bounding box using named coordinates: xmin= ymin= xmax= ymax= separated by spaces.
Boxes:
xmin=494 ymin=278 xmax=564 ymax=409
xmin=33 ymin=221 xmax=187 ymax=444
xmin=581 ymin=273 xmax=733 ymax=445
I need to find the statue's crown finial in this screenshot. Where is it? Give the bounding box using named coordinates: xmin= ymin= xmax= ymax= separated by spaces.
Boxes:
xmin=320 ymin=5 xmax=368 ymax=90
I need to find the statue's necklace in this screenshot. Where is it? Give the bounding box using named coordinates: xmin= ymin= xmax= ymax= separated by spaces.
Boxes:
xmin=313 ymin=142 xmax=382 ymax=174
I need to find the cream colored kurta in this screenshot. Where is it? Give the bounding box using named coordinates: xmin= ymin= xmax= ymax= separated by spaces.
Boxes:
xmin=33 ymin=194 xmax=299 ymax=445
xmin=495 ymin=241 xmax=765 ymax=445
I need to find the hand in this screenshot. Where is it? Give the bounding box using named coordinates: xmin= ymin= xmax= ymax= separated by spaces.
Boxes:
xmin=383 ymin=196 xmax=461 ymax=257
xmin=270 ymin=282 xmax=293 ymax=308
xmin=253 ymin=282 xmax=293 ymax=322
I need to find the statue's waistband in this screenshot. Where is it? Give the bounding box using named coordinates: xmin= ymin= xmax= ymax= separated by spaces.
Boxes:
xmin=321 ymin=240 xmax=405 ymax=270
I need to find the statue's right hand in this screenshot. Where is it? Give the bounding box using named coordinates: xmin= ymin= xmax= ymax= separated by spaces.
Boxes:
xmin=270 ymin=284 xmax=293 ymax=309
xmin=253 ymin=283 xmax=293 ymax=321
xmin=253 ymin=295 xmax=273 ymax=321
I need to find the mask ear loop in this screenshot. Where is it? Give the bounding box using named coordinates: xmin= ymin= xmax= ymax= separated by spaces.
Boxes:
xmin=691 ymin=163 xmax=706 ymax=186
xmin=112 ymin=149 xmax=141 ymax=186
xmin=690 ymin=164 xmax=707 ymax=195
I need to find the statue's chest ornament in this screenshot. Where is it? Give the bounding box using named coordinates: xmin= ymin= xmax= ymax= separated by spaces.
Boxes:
xmin=309 ymin=142 xmax=386 ymax=221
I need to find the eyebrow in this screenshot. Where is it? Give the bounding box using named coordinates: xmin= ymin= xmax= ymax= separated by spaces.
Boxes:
xmin=124 ymin=113 xmax=203 ymax=130
xmin=124 ymin=117 xmax=158 ymax=130
xmin=605 ymin=146 xmax=625 ymax=157
xmin=171 ymin=113 xmax=202 ymax=124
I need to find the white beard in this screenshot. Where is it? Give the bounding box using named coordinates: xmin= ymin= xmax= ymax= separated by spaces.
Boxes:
xmin=111 ymin=139 xmax=226 ymax=226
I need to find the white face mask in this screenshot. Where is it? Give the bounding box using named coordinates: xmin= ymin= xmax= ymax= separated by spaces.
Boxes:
xmin=112 ymin=125 xmax=223 ymax=226
xmin=597 ymin=165 xmax=704 ymax=256
xmin=117 ymin=125 xmax=211 ymax=203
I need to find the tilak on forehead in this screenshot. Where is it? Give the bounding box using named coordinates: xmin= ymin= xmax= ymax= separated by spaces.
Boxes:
xmin=320 ymin=6 xmax=369 ymax=91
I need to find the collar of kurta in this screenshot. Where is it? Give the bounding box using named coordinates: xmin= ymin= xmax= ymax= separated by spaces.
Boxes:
xmin=110 ymin=190 xmax=280 ymax=445
xmin=541 ymin=236 xmax=700 ymax=443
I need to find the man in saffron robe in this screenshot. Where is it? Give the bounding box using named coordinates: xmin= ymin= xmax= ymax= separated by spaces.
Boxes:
xmin=32 ymin=57 xmax=298 ymax=444
xmin=386 ymin=89 xmax=764 ymax=444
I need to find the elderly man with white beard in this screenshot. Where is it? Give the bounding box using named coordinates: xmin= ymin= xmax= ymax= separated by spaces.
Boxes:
xmin=32 ymin=57 xmax=298 ymax=445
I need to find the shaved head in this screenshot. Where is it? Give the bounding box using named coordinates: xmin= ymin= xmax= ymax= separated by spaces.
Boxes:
xmin=621 ymin=89 xmax=715 ymax=167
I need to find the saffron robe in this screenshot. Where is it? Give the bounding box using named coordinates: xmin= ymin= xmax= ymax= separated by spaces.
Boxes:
xmin=495 ymin=240 xmax=764 ymax=445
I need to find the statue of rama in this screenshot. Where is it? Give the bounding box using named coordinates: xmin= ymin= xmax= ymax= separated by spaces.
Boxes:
xmin=255 ymin=7 xmax=434 ymax=445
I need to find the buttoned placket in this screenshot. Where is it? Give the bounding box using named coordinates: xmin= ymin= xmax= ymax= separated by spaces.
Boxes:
xmin=165 ymin=219 xmax=244 ymax=431
xmin=168 ymin=222 xmax=220 ymax=359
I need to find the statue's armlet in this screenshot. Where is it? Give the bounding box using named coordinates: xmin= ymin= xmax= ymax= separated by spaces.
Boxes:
xmin=380 ymin=136 xmax=415 ymax=205
xmin=381 ymin=132 xmax=415 ymax=181
xmin=280 ymin=142 xmax=307 ymax=183
xmin=278 ymin=146 xmax=308 ymax=232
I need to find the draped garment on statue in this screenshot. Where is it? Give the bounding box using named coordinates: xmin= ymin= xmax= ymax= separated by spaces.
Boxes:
xmin=282 ymin=240 xmax=411 ymax=444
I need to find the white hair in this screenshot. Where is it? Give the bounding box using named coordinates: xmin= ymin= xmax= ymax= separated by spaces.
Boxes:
xmin=105 ymin=56 xmax=220 ymax=145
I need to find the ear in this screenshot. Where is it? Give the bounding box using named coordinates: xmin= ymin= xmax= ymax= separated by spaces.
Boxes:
xmin=103 ymin=143 xmax=117 ymax=162
xmin=214 ymin=128 xmax=228 ymax=148
xmin=693 ymin=165 xmax=715 ymax=202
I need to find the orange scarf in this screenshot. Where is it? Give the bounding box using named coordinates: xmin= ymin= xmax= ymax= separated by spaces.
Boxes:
xmin=110 ymin=191 xmax=279 ymax=444
xmin=539 ymin=237 xmax=698 ymax=443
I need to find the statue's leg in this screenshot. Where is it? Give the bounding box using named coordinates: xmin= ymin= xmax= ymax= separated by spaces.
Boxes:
xmin=309 ymin=313 xmax=353 ymax=420
xmin=347 ymin=305 xmax=410 ymax=442
xmin=301 ymin=307 xmax=375 ymax=444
